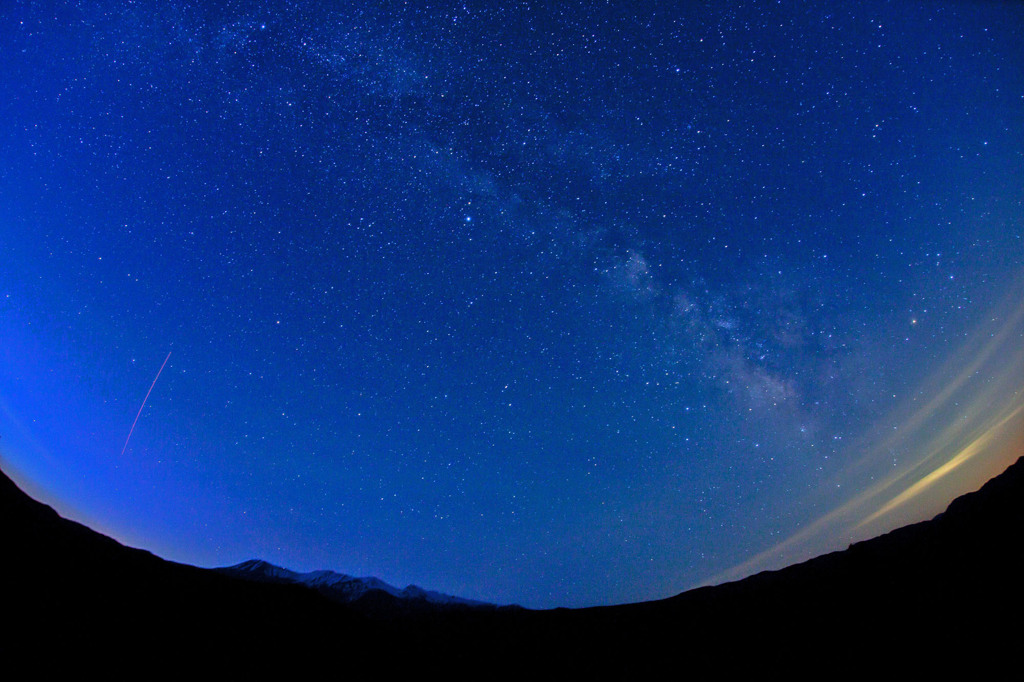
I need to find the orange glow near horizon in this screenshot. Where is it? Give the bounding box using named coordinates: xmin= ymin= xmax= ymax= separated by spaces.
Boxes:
xmin=709 ymin=275 xmax=1024 ymax=587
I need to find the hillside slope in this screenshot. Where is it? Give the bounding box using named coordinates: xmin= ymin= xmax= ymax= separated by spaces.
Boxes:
xmin=3 ymin=457 xmax=1022 ymax=676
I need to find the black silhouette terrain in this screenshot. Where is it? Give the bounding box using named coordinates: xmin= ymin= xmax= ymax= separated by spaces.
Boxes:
xmin=3 ymin=456 xmax=1022 ymax=677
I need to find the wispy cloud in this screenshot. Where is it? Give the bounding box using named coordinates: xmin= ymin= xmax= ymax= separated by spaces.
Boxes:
xmin=707 ymin=280 xmax=1024 ymax=586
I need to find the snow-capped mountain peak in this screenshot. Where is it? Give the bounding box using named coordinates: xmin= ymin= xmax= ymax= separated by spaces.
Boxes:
xmin=220 ymin=560 xmax=491 ymax=607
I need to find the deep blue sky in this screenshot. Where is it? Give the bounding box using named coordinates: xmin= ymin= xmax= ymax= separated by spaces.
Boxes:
xmin=2 ymin=0 xmax=1023 ymax=608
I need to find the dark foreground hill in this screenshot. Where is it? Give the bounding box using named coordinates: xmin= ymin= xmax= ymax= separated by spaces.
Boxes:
xmin=3 ymin=457 xmax=1023 ymax=677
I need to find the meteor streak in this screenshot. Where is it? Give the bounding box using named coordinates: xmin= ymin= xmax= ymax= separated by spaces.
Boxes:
xmin=120 ymin=351 xmax=171 ymax=457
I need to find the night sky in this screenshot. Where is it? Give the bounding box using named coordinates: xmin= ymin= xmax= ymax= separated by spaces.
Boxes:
xmin=2 ymin=0 xmax=1023 ymax=609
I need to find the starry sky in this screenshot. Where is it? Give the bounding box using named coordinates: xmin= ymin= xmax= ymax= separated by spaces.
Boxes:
xmin=2 ymin=0 xmax=1023 ymax=609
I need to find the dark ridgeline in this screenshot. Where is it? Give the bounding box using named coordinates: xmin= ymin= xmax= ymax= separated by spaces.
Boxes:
xmin=3 ymin=457 xmax=1023 ymax=677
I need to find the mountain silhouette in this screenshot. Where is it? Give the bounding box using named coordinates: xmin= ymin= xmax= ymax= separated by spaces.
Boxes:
xmin=218 ymin=558 xmax=502 ymax=613
xmin=3 ymin=456 xmax=1022 ymax=676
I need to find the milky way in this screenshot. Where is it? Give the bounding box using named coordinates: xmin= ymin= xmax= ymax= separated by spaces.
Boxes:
xmin=1 ymin=1 xmax=1022 ymax=607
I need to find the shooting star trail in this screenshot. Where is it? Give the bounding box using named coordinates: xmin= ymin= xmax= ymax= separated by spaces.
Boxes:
xmin=120 ymin=351 xmax=171 ymax=457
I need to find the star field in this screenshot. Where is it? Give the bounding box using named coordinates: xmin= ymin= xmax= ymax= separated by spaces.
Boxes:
xmin=1 ymin=1 xmax=1023 ymax=607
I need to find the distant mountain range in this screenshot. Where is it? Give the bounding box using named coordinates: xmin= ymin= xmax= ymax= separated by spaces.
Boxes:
xmin=3 ymin=455 xmax=1023 ymax=676
xmin=219 ymin=558 xmax=496 ymax=610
